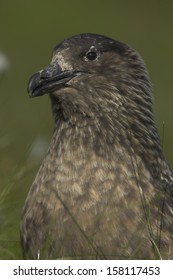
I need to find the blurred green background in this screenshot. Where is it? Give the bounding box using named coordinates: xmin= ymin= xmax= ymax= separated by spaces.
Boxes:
xmin=0 ymin=0 xmax=173 ymax=259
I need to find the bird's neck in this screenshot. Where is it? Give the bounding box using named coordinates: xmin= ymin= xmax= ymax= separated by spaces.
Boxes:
xmin=50 ymin=113 xmax=167 ymax=181
xmin=50 ymin=94 xmax=169 ymax=182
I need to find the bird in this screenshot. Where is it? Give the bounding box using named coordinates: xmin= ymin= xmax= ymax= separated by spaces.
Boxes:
xmin=21 ymin=33 xmax=173 ymax=260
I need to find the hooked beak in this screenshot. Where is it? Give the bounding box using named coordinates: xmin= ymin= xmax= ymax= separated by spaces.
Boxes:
xmin=27 ymin=62 xmax=78 ymax=97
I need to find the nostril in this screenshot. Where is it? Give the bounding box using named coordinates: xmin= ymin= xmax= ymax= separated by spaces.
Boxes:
xmin=40 ymin=64 xmax=61 ymax=79
xmin=40 ymin=67 xmax=53 ymax=79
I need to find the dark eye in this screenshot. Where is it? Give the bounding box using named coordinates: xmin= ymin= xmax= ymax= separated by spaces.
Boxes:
xmin=86 ymin=51 xmax=97 ymax=61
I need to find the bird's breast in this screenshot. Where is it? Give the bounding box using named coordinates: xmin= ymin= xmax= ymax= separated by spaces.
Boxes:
xmin=22 ymin=123 xmax=159 ymax=259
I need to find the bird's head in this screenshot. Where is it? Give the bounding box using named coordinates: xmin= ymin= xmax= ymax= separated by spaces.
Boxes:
xmin=28 ymin=33 xmax=166 ymax=177
xmin=28 ymin=33 xmax=153 ymax=124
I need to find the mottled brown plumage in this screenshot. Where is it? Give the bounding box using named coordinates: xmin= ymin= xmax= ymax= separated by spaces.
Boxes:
xmin=21 ymin=33 xmax=173 ymax=259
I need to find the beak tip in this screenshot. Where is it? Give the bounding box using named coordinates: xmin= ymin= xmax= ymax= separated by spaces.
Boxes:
xmin=27 ymin=72 xmax=41 ymax=97
xmin=28 ymin=92 xmax=33 ymax=98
